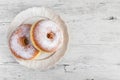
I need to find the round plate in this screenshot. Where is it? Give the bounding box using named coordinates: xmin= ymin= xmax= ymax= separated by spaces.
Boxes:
xmin=7 ymin=7 xmax=69 ymax=70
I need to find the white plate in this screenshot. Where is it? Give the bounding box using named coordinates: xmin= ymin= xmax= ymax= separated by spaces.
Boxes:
xmin=7 ymin=7 xmax=69 ymax=70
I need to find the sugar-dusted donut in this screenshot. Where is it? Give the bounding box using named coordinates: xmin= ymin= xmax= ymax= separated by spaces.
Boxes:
xmin=9 ymin=24 xmax=40 ymax=60
xmin=30 ymin=20 xmax=63 ymax=53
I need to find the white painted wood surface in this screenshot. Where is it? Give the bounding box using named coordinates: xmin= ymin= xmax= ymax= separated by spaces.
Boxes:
xmin=1 ymin=0 xmax=120 ymax=80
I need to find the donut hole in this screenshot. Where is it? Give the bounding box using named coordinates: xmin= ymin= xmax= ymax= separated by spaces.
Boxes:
xmin=24 ymin=38 xmax=29 ymax=45
xmin=19 ymin=37 xmax=29 ymax=46
xmin=47 ymin=32 xmax=55 ymax=39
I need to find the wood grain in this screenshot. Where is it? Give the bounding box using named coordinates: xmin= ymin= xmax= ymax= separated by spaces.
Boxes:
xmin=1 ymin=0 xmax=120 ymax=80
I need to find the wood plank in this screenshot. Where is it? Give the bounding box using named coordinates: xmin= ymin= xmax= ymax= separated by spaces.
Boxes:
xmin=1 ymin=0 xmax=120 ymax=80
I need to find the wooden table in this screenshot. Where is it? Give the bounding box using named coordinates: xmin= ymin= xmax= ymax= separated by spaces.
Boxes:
xmin=1 ymin=0 xmax=120 ymax=80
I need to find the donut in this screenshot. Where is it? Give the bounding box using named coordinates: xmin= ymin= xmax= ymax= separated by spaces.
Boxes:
xmin=9 ymin=24 xmax=40 ymax=60
xmin=30 ymin=20 xmax=63 ymax=53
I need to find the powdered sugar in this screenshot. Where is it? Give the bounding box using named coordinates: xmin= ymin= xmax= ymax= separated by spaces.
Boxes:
xmin=9 ymin=24 xmax=36 ymax=59
xmin=34 ymin=20 xmax=63 ymax=52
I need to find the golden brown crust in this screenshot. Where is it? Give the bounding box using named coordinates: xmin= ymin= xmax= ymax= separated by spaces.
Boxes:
xmin=30 ymin=21 xmax=43 ymax=51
